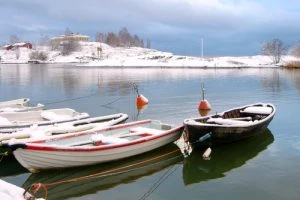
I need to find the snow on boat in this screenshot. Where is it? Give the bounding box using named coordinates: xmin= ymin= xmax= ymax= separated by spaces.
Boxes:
xmin=0 ymin=108 xmax=89 ymax=133
xmin=9 ymin=120 xmax=184 ymax=172
xmin=0 ymin=113 xmax=128 ymax=142
xmin=0 ymin=98 xmax=44 ymax=113
xmin=183 ymin=103 xmax=275 ymax=148
xmin=0 ymin=103 xmax=45 ymax=113
xmin=0 ymin=98 xmax=30 ymax=108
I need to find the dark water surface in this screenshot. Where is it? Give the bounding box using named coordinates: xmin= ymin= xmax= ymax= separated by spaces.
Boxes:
xmin=0 ymin=64 xmax=300 ymax=199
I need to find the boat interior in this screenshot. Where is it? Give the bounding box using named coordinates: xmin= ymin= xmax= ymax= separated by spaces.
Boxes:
xmin=196 ymin=104 xmax=274 ymax=125
xmin=0 ymin=108 xmax=86 ymax=125
xmin=33 ymin=121 xmax=173 ymax=147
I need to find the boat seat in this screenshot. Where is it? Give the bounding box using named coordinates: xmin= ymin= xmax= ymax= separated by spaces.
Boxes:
xmin=240 ymin=106 xmax=272 ymax=115
xmin=0 ymin=116 xmax=12 ymax=125
xmin=91 ymin=134 xmax=129 ymax=144
xmin=130 ymin=127 xmax=164 ymax=135
xmin=207 ymin=118 xmax=251 ymax=125
xmin=40 ymin=111 xmax=73 ymax=121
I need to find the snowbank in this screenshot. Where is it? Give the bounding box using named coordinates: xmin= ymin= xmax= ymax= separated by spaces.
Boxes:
xmin=1 ymin=42 xmax=299 ymax=68
xmin=0 ymin=180 xmax=37 ymax=200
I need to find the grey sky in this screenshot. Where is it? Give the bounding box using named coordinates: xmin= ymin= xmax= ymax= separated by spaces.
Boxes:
xmin=1 ymin=0 xmax=300 ymax=56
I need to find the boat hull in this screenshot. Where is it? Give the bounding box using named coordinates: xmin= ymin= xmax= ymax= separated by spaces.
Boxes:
xmin=12 ymin=121 xmax=183 ymax=172
xmin=185 ymin=116 xmax=274 ymax=145
xmin=184 ymin=103 xmax=276 ymax=148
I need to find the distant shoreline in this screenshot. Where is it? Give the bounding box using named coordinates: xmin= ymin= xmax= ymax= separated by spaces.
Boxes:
xmin=0 ymin=62 xmax=280 ymax=69
xmin=1 ymin=41 xmax=299 ymax=68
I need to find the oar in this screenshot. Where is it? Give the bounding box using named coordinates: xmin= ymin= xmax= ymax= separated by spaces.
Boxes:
xmin=196 ymin=132 xmax=212 ymax=143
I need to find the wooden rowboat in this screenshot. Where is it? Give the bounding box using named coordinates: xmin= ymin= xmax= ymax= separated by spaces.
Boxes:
xmin=183 ymin=103 xmax=275 ymax=148
xmin=0 ymin=108 xmax=90 ymax=133
xmin=8 ymin=120 xmax=184 ymax=172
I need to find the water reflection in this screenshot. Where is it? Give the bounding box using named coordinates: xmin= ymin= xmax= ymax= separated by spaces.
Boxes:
xmin=183 ymin=129 xmax=274 ymax=185
xmin=0 ymin=156 xmax=27 ymax=178
xmin=1 ymin=65 xmax=296 ymax=97
xmin=23 ymin=144 xmax=183 ymax=200
xmin=283 ymin=68 xmax=300 ymax=91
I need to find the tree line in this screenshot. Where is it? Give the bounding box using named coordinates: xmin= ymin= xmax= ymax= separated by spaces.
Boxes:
xmin=95 ymin=27 xmax=151 ymax=48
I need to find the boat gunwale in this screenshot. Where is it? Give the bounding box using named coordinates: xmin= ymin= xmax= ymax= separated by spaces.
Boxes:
xmin=183 ymin=103 xmax=276 ymax=128
xmin=14 ymin=120 xmax=184 ymax=152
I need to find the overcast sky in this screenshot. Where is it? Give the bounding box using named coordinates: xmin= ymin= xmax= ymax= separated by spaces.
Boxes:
xmin=1 ymin=0 xmax=300 ymax=56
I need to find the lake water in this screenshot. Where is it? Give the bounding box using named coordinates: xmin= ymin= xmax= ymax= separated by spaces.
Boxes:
xmin=1 ymin=64 xmax=300 ymax=200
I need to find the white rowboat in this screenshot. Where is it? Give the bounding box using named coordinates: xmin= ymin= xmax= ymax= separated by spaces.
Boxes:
xmin=0 ymin=98 xmax=30 ymax=108
xmin=0 ymin=113 xmax=128 ymax=142
xmin=9 ymin=120 xmax=184 ymax=172
xmin=0 ymin=108 xmax=89 ymax=133
xmin=0 ymin=98 xmax=45 ymax=113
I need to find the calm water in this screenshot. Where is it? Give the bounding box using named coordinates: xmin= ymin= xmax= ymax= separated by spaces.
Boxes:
xmin=1 ymin=64 xmax=300 ymax=200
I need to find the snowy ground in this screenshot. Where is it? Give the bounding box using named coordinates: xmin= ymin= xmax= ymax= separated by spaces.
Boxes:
xmin=0 ymin=41 xmax=299 ymax=68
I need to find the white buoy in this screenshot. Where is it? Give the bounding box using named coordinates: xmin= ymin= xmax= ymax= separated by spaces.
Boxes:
xmin=203 ymin=147 xmax=212 ymax=160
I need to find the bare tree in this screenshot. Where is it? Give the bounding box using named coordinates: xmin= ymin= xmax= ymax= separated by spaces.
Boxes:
xmin=105 ymin=32 xmax=119 ymax=47
xmin=39 ymin=34 xmax=50 ymax=46
xmin=146 ymin=38 xmax=151 ymax=49
xmin=65 ymin=27 xmax=73 ymax=36
xmin=95 ymin=27 xmax=148 ymax=48
xmin=132 ymin=35 xmax=142 ymax=47
xmin=262 ymin=38 xmax=286 ymax=64
xmin=118 ymin=27 xmax=131 ymax=47
xmin=10 ymin=35 xmax=20 ymax=44
xmin=95 ymin=32 xmax=106 ymax=43
xmin=29 ymin=51 xmax=48 ymax=61
xmin=289 ymin=43 xmax=300 ymax=57
xmin=61 ymin=40 xmax=80 ymax=55
xmin=141 ymin=39 xmax=144 ymax=48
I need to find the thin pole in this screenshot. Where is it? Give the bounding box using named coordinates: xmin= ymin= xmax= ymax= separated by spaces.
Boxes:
xmin=201 ymin=38 xmax=204 ymax=58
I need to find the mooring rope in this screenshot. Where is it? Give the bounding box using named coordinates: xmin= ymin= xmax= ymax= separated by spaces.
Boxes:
xmin=42 ymin=93 xmax=100 ymax=105
xmin=138 ymin=165 xmax=180 ymax=200
xmin=24 ymin=148 xmax=182 ymax=199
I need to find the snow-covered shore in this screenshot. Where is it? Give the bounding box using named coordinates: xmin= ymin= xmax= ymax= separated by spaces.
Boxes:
xmin=0 ymin=41 xmax=299 ymax=68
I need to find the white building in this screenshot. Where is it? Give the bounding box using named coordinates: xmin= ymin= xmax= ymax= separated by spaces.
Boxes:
xmin=51 ymin=34 xmax=89 ymax=43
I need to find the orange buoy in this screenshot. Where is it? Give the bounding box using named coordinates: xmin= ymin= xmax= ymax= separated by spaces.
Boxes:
xmin=198 ymin=99 xmax=211 ymax=110
xmin=137 ymin=103 xmax=148 ymax=113
xmin=136 ymin=94 xmax=149 ymax=107
xmin=199 ymin=108 xmax=210 ymax=116
xmin=198 ymin=83 xmax=211 ymax=111
xmin=133 ymin=83 xmax=149 ymax=108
